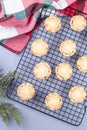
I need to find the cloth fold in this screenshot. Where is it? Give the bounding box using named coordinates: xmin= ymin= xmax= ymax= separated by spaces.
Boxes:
xmin=0 ymin=0 xmax=87 ymax=53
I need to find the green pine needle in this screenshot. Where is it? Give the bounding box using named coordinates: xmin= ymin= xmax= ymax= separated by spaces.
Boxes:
xmin=0 ymin=103 xmax=22 ymax=126
xmin=0 ymin=69 xmax=3 ymax=79
xmin=0 ymin=71 xmax=19 ymax=88
xmin=0 ymin=70 xmax=22 ymax=126
xmin=0 ymin=89 xmax=6 ymax=98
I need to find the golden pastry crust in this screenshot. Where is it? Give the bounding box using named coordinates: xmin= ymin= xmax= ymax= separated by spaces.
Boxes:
xmin=45 ymin=93 xmax=63 ymax=111
xmin=69 ymin=86 xmax=86 ymax=103
xmin=44 ymin=16 xmax=61 ymax=32
xmin=77 ymin=56 xmax=87 ymax=73
xmin=70 ymin=15 xmax=86 ymax=32
xmin=55 ymin=62 xmax=73 ymax=80
xmin=31 ymin=39 xmax=49 ymax=56
xmin=17 ymin=82 xmax=35 ymax=101
xmin=34 ymin=62 xmax=51 ymax=80
xmin=59 ymin=39 xmax=76 ymax=57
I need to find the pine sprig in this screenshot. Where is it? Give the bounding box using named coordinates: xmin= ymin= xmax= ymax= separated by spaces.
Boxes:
xmin=0 ymin=103 xmax=22 ymax=126
xmin=0 ymin=70 xmax=22 ymax=126
xmin=0 ymin=69 xmax=3 ymax=79
xmin=0 ymin=72 xmax=19 ymax=89
xmin=0 ymin=89 xmax=6 ymax=98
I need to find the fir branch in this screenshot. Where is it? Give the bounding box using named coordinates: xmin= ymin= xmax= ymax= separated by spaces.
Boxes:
xmin=0 ymin=69 xmax=3 ymax=79
xmin=0 ymin=103 xmax=22 ymax=126
xmin=0 ymin=70 xmax=22 ymax=126
xmin=0 ymin=72 xmax=19 ymax=88
xmin=0 ymin=89 xmax=6 ymax=98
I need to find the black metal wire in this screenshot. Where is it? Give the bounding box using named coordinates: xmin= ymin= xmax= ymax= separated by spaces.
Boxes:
xmin=7 ymin=7 xmax=87 ymax=126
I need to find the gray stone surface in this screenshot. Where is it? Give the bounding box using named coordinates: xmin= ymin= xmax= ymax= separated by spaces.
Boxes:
xmin=0 ymin=46 xmax=87 ymax=130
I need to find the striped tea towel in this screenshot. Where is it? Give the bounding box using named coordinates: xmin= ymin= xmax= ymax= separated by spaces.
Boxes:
xmin=0 ymin=0 xmax=86 ymax=53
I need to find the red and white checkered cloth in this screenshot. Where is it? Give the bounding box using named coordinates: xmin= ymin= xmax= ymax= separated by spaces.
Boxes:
xmin=0 ymin=0 xmax=87 ymax=53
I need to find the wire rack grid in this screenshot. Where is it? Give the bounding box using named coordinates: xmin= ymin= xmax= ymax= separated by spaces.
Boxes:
xmin=7 ymin=7 xmax=87 ymax=126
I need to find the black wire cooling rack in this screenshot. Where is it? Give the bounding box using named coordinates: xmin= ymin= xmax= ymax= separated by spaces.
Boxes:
xmin=7 ymin=7 xmax=87 ymax=126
